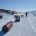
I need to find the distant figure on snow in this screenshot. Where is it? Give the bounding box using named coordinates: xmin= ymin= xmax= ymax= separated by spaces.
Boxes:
xmin=26 ymin=12 xmax=28 ymax=17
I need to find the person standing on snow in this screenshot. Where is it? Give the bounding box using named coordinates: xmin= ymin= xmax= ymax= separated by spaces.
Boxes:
xmin=26 ymin=12 xmax=28 ymax=17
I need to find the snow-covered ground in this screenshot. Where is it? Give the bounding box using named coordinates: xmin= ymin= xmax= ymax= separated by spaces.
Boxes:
xmin=27 ymin=14 xmax=36 ymax=32
xmin=0 ymin=13 xmax=36 ymax=36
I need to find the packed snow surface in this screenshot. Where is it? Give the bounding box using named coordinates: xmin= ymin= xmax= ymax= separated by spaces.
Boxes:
xmin=0 ymin=13 xmax=36 ymax=36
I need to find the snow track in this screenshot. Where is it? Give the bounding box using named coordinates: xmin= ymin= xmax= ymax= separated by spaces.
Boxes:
xmin=0 ymin=13 xmax=36 ymax=36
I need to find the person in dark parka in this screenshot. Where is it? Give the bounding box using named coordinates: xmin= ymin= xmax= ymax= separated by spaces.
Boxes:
xmin=26 ymin=12 xmax=28 ymax=17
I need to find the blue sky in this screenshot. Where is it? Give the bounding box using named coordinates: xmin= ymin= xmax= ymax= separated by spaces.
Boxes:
xmin=0 ymin=0 xmax=36 ymax=12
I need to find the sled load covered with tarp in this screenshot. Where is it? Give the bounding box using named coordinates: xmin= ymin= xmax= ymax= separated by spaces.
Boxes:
xmin=0 ymin=12 xmax=3 ymax=19
xmin=14 ymin=14 xmax=20 ymax=22
xmin=2 ymin=21 xmax=13 ymax=33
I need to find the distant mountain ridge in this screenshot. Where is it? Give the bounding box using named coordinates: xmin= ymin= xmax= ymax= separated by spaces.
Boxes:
xmin=0 ymin=9 xmax=17 ymax=15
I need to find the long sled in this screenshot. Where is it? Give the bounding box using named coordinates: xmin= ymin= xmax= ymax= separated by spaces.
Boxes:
xmin=2 ymin=21 xmax=13 ymax=33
